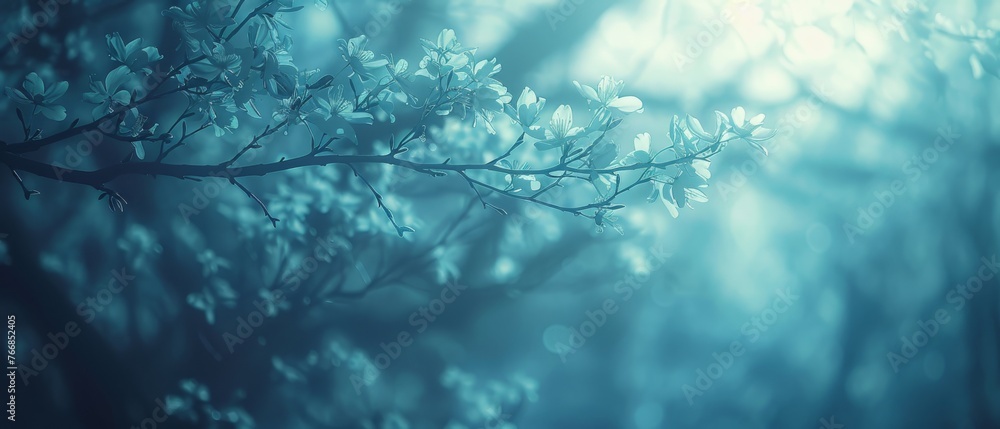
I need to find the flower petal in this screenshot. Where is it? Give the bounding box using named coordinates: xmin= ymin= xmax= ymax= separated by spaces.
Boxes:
xmin=44 ymin=80 xmax=68 ymax=100
xmin=39 ymin=105 xmax=67 ymax=121
xmin=112 ymin=89 xmax=132 ymax=105
xmin=671 ymin=182 xmax=688 ymax=209
xmin=634 ymin=132 xmax=650 ymax=152
xmin=132 ymin=141 xmax=146 ymax=160
xmin=572 ymin=81 xmax=600 ymax=103
xmin=5 ymin=87 xmax=31 ymax=104
xmin=107 ymin=65 xmax=133 ymax=90
xmin=342 ymin=112 xmax=374 ymax=125
xmin=82 ymin=92 xmax=104 ymax=104
xmin=744 ymin=138 xmax=769 ymax=156
xmin=517 ymin=86 xmax=537 ymax=109
xmin=24 ymin=72 xmax=44 ymax=96
xmin=731 ymin=106 xmax=746 ymax=128
xmin=550 ymin=104 xmax=574 ymax=137
xmin=658 ymin=183 xmax=679 ymax=218
xmin=690 ymin=159 xmax=711 ymax=180
xmin=609 ymin=96 xmax=643 ymax=113
xmin=525 ymin=125 xmax=547 ymax=140
xmin=92 ymin=104 xmax=110 ymax=119
xmin=142 ymin=46 xmax=164 ymax=62
xmin=750 ymin=127 xmax=777 ymax=140
xmin=364 ymin=58 xmax=389 ymax=68
xmin=437 ymin=29 xmax=457 ymax=51
xmin=125 ymin=37 xmax=142 ymax=56
xmin=597 ymin=76 xmax=618 ymax=101
xmin=687 ymin=114 xmax=714 ymax=141
xmin=686 ymin=187 xmax=709 ymax=203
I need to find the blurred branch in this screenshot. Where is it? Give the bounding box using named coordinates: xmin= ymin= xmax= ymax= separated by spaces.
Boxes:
xmin=0 ymin=0 xmax=134 ymax=61
xmin=0 ymin=129 xmax=733 ymax=221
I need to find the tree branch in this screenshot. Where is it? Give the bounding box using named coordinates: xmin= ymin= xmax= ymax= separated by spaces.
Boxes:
xmin=0 ymin=139 xmax=719 ymax=189
xmin=6 ymin=58 xmax=207 ymax=154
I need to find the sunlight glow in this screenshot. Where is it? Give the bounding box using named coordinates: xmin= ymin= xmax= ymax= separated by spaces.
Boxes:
xmin=785 ymin=26 xmax=838 ymax=66
xmin=303 ymin=9 xmax=340 ymax=40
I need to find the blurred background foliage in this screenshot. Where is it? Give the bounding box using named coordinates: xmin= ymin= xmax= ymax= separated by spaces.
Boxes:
xmin=1 ymin=0 xmax=999 ymax=428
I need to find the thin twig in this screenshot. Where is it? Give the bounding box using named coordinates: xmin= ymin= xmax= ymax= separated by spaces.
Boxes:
xmin=7 ymin=166 xmax=39 ymax=200
xmin=228 ymin=177 xmax=280 ymax=227
xmin=350 ymin=164 xmax=411 ymax=236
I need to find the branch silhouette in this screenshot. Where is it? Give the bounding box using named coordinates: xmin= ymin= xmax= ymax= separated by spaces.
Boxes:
xmin=0 ymin=1 xmax=776 ymax=234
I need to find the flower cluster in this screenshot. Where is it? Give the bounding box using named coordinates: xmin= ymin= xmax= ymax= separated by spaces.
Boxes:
xmin=4 ymin=0 xmax=778 ymax=234
xmin=619 ymin=107 xmax=775 ymax=218
xmin=5 ymin=73 xmax=68 ymax=121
